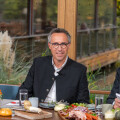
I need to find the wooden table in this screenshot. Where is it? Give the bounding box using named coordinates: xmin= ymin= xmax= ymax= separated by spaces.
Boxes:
xmin=0 ymin=99 xmax=62 ymax=120
xmin=0 ymin=99 xmax=105 ymax=120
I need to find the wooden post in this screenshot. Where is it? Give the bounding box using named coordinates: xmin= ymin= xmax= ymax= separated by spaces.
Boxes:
xmin=57 ymin=0 xmax=65 ymax=28
xmin=57 ymin=0 xmax=77 ymax=60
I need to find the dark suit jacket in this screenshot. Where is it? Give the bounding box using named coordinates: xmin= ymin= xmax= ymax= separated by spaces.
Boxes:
xmin=16 ymin=56 xmax=89 ymax=104
xmin=107 ymin=68 xmax=120 ymax=104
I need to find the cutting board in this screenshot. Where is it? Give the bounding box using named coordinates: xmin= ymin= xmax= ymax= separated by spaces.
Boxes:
xmin=15 ymin=110 xmax=52 ymax=120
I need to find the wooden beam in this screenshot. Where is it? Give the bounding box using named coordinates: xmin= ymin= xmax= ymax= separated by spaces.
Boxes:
xmin=0 ymin=84 xmax=20 ymax=86
xmin=65 ymin=0 xmax=77 ymax=60
xmin=57 ymin=0 xmax=77 ymax=60
xmin=57 ymin=0 xmax=66 ymax=28
xmin=77 ymin=49 xmax=120 ymax=71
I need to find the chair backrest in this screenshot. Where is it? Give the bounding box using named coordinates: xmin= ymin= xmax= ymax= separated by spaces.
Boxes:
xmin=90 ymin=90 xmax=110 ymax=95
xmin=0 ymin=84 xmax=19 ymax=100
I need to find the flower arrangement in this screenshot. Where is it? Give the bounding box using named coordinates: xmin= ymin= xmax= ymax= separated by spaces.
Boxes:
xmin=0 ymin=90 xmax=2 ymax=99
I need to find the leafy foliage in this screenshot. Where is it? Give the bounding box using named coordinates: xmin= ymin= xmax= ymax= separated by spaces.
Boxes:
xmin=117 ymin=0 xmax=120 ymax=16
xmin=3 ymin=0 xmax=27 ymax=20
xmin=0 ymin=57 xmax=31 ymax=85
xmin=0 ymin=46 xmax=50 ymax=85
xmin=87 ymin=64 xmax=102 ymax=90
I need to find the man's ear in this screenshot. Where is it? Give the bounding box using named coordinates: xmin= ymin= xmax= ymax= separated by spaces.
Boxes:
xmin=67 ymin=43 xmax=71 ymax=49
xmin=48 ymin=43 xmax=51 ymax=50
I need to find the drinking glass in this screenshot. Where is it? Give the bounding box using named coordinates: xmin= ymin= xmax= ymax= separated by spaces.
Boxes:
xmin=95 ymin=94 xmax=104 ymax=115
xmin=19 ymin=89 xmax=28 ymax=106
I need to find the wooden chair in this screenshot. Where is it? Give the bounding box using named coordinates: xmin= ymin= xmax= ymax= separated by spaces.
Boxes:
xmin=0 ymin=84 xmax=19 ymax=100
xmin=90 ymin=90 xmax=110 ymax=95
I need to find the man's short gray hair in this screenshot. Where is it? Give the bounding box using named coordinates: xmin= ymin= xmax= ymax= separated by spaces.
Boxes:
xmin=48 ymin=28 xmax=71 ymax=43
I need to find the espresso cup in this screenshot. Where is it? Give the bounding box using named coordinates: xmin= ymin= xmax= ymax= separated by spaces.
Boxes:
xmin=29 ymin=97 xmax=39 ymax=107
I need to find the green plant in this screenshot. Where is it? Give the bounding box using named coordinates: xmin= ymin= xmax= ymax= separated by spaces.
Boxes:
xmin=115 ymin=60 xmax=120 ymax=68
xmin=0 ymin=31 xmax=51 ymax=85
xmin=87 ymin=64 xmax=102 ymax=90
xmin=86 ymin=64 xmax=111 ymax=104
xmin=41 ymin=48 xmax=50 ymax=57
xmin=0 ymin=57 xmax=31 ymax=84
xmin=0 ymin=47 xmax=51 ymax=85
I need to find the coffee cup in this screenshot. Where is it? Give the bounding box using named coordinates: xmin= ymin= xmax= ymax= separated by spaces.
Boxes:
xmin=29 ymin=97 xmax=39 ymax=108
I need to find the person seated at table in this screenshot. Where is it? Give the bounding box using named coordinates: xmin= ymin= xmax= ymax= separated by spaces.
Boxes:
xmin=16 ymin=28 xmax=89 ymax=104
xmin=107 ymin=67 xmax=120 ymax=109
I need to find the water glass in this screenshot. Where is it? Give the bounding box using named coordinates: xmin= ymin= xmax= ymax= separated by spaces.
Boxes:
xmin=95 ymin=94 xmax=104 ymax=115
xmin=19 ymin=89 xmax=28 ymax=106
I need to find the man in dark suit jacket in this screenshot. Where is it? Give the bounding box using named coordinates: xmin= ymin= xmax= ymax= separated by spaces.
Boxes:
xmin=17 ymin=28 xmax=89 ymax=104
xmin=107 ymin=68 xmax=120 ymax=108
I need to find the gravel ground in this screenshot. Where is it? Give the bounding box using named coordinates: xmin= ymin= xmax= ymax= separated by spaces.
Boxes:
xmin=95 ymin=71 xmax=116 ymax=90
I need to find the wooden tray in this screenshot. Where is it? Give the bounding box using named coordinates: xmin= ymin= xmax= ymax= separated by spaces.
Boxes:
xmin=15 ymin=110 xmax=52 ymax=120
xmin=58 ymin=111 xmax=66 ymax=120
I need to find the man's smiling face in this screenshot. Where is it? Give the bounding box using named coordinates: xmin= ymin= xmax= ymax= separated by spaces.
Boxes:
xmin=48 ymin=33 xmax=70 ymax=64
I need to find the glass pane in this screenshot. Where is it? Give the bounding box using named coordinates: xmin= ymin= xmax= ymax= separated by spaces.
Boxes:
xmin=33 ymin=0 xmax=57 ymax=34
xmin=90 ymin=31 xmax=97 ymax=53
xmin=98 ymin=30 xmax=104 ymax=51
xmin=0 ymin=0 xmax=28 ymax=36
xmin=77 ymin=0 xmax=94 ymax=29
xmin=77 ymin=0 xmax=94 ymax=58
xmin=77 ymin=0 xmax=116 ymax=58
xmin=104 ymin=29 xmax=116 ymax=49
xmin=15 ymin=36 xmax=49 ymax=62
xmin=77 ymin=32 xmax=89 ymax=58
xmin=98 ymin=0 xmax=113 ymax=27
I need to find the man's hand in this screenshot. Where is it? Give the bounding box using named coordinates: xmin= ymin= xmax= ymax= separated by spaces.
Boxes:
xmin=113 ymin=98 xmax=120 ymax=109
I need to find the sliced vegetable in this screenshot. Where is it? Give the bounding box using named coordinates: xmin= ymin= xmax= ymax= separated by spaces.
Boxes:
xmin=71 ymin=104 xmax=77 ymax=107
xmin=85 ymin=113 xmax=98 ymax=120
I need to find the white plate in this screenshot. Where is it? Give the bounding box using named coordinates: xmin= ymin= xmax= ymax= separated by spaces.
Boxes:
xmin=39 ymin=102 xmax=55 ymax=109
xmin=87 ymin=104 xmax=95 ymax=110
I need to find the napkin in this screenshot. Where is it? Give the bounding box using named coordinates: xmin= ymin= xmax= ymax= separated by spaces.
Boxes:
xmin=116 ymin=93 xmax=120 ymax=100
xmin=6 ymin=100 xmax=23 ymax=106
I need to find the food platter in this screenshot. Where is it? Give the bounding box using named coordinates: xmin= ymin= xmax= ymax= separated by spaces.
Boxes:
xmin=57 ymin=103 xmax=101 ymax=120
